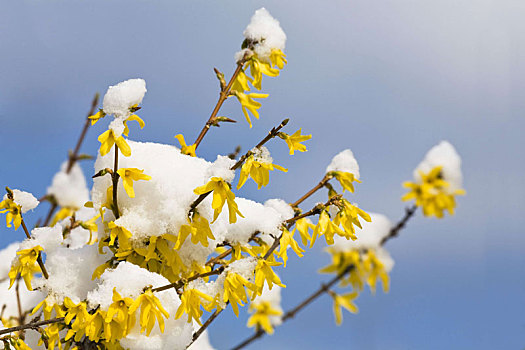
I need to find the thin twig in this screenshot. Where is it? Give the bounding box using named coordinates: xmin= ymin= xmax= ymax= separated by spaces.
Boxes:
xmin=152 ymin=267 xmax=225 ymax=293
xmin=380 ymin=205 xmax=417 ymax=246
xmin=194 ymin=61 xmax=246 ymax=150
xmin=111 ymin=144 xmax=120 ymax=219
xmin=186 ymin=308 xmax=224 ymax=349
xmin=291 ymin=174 xmax=331 ymax=208
xmin=0 ymin=317 xmax=64 ymax=336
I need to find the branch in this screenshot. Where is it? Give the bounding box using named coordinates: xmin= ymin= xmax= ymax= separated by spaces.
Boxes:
xmin=152 ymin=267 xmax=225 ymax=293
xmin=290 ymin=174 xmax=331 ymax=208
xmin=194 ymin=58 xmax=247 ymax=150
xmin=0 ymin=317 xmax=64 ymax=337
xmin=187 ymin=308 xmax=224 ymax=349
xmin=111 ymin=144 xmax=121 ymax=219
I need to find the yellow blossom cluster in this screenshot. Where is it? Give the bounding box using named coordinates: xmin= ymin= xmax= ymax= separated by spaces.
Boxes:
xmin=402 ymin=166 xmax=466 ymax=218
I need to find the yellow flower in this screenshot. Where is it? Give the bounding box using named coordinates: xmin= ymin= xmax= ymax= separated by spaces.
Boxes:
xmin=333 ymin=199 xmax=372 ymax=241
xmin=122 ymin=114 xmax=145 ymax=137
xmin=329 ymin=171 xmax=360 ymax=193
xmin=278 ymin=129 xmax=311 ymax=155
xmin=223 ymin=272 xmax=257 ymax=317
xmin=237 ymin=154 xmax=287 ymax=190
xmin=175 ymin=288 xmax=215 ymax=325
xmin=128 ymin=289 xmax=169 ymax=336
xmin=232 ymin=91 xmax=268 ymax=128
xmin=269 ymin=49 xmax=287 ymax=69
xmin=98 ymin=129 xmax=131 ymax=157
xmin=363 ymin=250 xmax=390 ymax=293
xmin=174 ymin=134 xmax=197 ymax=157
xmin=231 ymin=69 xmax=252 ymax=93
xmin=330 ymin=291 xmax=358 ymax=325
xmin=277 ymin=227 xmax=304 ymax=267
xmin=248 ymin=58 xmax=279 ymax=90
xmin=88 ymin=109 xmax=106 ymax=125
xmin=32 ymin=297 xmax=66 ymax=320
xmin=107 ymin=221 xmax=133 ymax=250
xmin=310 ymin=210 xmax=344 ymax=248
xmin=11 ymin=338 xmax=32 ymax=350
xmin=104 ymin=289 xmax=136 ymax=342
xmin=247 ymin=300 xmax=282 ymax=334
xmin=402 ymin=166 xmax=465 ymax=218
xmin=9 ymin=246 xmax=43 ymax=290
xmin=0 ymin=198 xmax=22 ymax=230
xmin=39 ymin=323 xmax=63 ymax=350
xmin=84 ymin=309 xmax=105 ymax=342
xmin=295 ymin=218 xmax=315 ymax=246
xmin=116 ymin=168 xmax=151 ymax=198
xmin=51 ymin=207 xmax=74 ymax=226
xmin=64 ymin=298 xmax=90 ymax=342
xmin=176 ymin=213 xmax=215 ymax=248
xmin=254 ymin=259 xmax=285 ymax=295
xmin=193 ymin=177 xmax=244 ymax=224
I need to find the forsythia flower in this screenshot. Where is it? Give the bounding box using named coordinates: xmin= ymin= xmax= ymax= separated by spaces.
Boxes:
xmin=254 ymin=259 xmax=285 ymax=294
xmin=278 ymin=129 xmax=311 ymax=155
xmin=363 ymin=250 xmax=390 ymax=293
xmin=84 ymin=310 xmax=105 ymax=342
xmin=333 ymin=199 xmax=372 ymax=240
xmin=237 ymin=154 xmax=287 ymax=190
xmin=0 ymin=198 xmax=22 ymax=230
xmin=176 ymin=213 xmax=215 ymax=248
xmin=116 ymin=168 xmax=152 ymax=198
xmin=277 ymin=227 xmax=304 ymax=267
xmin=107 ymin=221 xmax=133 ymax=250
xmin=104 ymin=289 xmax=136 ymax=342
xmin=193 ymin=177 xmax=244 ymax=224
xmin=310 ymin=209 xmax=344 ymax=248
xmin=98 ymin=129 xmax=131 ymax=157
xmin=128 ymin=289 xmax=169 ymax=336
xmin=329 ymin=171 xmax=360 ymax=193
xmin=269 ymin=49 xmax=287 ymax=70
xmin=40 ymin=323 xmax=63 ymax=350
xmin=64 ymin=298 xmax=90 ymax=342
xmin=9 ymin=246 xmax=43 ymax=290
xmin=247 ymin=300 xmax=282 ymax=334
xmin=247 ymin=57 xmax=279 ymax=90
xmin=232 ymin=91 xmax=268 ymax=128
xmin=175 ymin=288 xmax=215 ymax=325
xmin=231 ymin=69 xmax=252 ymax=93
xmin=123 ymin=114 xmax=146 ymax=137
xmin=329 ymin=291 xmax=358 ymax=325
xmin=223 ymin=272 xmax=257 ymax=317
xmin=32 ymin=297 xmax=66 ymax=320
xmin=174 ymin=134 xmax=197 ymax=157
xmin=294 ymin=218 xmax=315 ymax=246
xmin=51 ymin=206 xmax=74 ymax=226
xmin=89 ymin=109 xmax=106 ymax=125
xmin=402 ymin=166 xmax=465 ymax=218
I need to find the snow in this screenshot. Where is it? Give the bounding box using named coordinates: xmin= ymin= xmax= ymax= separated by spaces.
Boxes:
xmin=252 ymin=146 xmax=273 ymax=164
xmin=47 ymin=161 xmax=90 ymax=209
xmin=414 ymin=141 xmax=463 ymax=191
xmin=242 ymin=8 xmax=286 ymax=63
xmin=0 ymin=242 xmax=21 ymax=279
xmin=4 ymin=189 xmax=39 ymax=213
xmin=19 ymin=225 xmax=63 ymax=253
xmin=326 ymin=149 xmax=360 ymax=180
xmin=102 ymin=78 xmax=146 ymax=118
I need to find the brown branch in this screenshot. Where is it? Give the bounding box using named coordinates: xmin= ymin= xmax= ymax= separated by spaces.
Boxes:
xmin=231 ymin=206 xmax=418 ymax=349
xmin=152 ymin=267 xmax=225 ymax=293
xmin=194 ymin=61 xmax=246 ymax=150
xmin=111 ymin=144 xmax=120 ymax=219
xmin=291 ymin=174 xmax=331 ymax=208
xmin=0 ymin=317 xmax=64 ymax=336
xmin=42 ymin=94 xmax=99 ymax=227
xmin=21 ymin=219 xmax=48 ymax=279
xmin=187 ymin=308 xmax=224 ymax=349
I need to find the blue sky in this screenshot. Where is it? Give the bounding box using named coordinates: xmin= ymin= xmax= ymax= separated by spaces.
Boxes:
xmin=1 ymin=1 xmax=524 ymax=349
